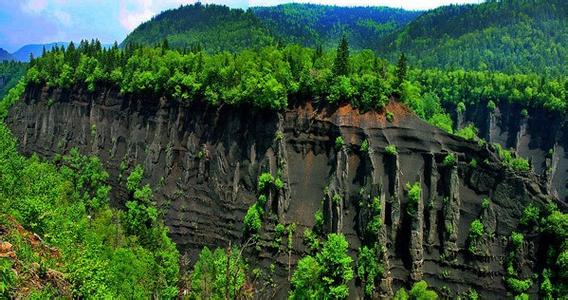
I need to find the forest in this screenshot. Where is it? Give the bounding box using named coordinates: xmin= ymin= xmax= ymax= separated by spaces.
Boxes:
xmin=379 ymin=0 xmax=568 ymax=75
xmin=16 ymin=39 xmax=567 ymax=132
xmin=1 ymin=0 xmax=568 ymax=298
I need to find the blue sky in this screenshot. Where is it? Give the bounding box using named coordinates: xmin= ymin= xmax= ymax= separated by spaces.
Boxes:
xmin=0 ymin=0 xmax=482 ymax=52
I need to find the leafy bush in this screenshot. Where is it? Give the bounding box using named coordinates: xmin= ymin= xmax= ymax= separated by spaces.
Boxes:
xmin=487 ymin=100 xmax=496 ymax=111
xmin=0 ymin=123 xmax=179 ymax=298
xmin=519 ymin=203 xmax=540 ymax=227
xmin=456 ymin=124 xmax=479 ymax=141
xmin=190 ymin=246 xmax=248 ymax=299
xmin=481 ymin=198 xmax=490 ymax=209
xmin=385 ymin=144 xmax=398 ymax=156
xmin=335 ymin=136 xmax=345 ymax=150
xmin=360 ymin=139 xmax=370 ymax=153
xmin=243 ymin=204 xmax=262 ymax=234
xmin=469 ymin=219 xmax=484 ymax=239
xmin=366 ymin=196 xmax=382 ymax=236
xmin=357 ymin=245 xmax=384 ymax=296
xmin=506 ymin=277 xmax=532 ymax=294
xmin=428 ymin=113 xmax=453 ymax=133
xmin=291 ymin=234 xmax=353 ymax=299
xmin=257 ymin=172 xmax=275 ymax=192
xmin=409 ymin=280 xmax=438 ymax=299
xmin=494 ymin=144 xmax=530 ymax=172
xmin=442 ymin=153 xmax=456 ymax=167
xmin=406 ymin=182 xmax=421 ymax=217
xmin=383 ymin=111 xmax=394 ymax=123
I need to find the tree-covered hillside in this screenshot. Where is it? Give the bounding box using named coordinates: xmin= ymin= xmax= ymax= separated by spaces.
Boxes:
xmin=252 ymin=3 xmax=421 ymax=50
xmin=121 ymin=3 xmax=420 ymax=52
xmin=0 ymin=61 xmax=27 ymax=98
xmin=379 ymin=0 xmax=568 ymax=75
xmin=121 ymin=3 xmax=275 ymax=52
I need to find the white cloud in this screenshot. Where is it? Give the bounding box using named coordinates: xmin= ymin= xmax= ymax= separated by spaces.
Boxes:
xmin=21 ymin=0 xmax=48 ymax=14
xmin=52 ymin=9 xmax=73 ymax=26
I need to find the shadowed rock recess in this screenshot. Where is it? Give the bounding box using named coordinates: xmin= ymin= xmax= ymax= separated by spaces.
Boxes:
xmin=6 ymin=85 xmax=564 ymax=299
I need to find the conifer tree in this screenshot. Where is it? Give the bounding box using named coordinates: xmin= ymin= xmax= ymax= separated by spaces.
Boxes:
xmin=333 ymin=35 xmax=350 ymax=76
xmin=395 ymin=53 xmax=408 ymax=89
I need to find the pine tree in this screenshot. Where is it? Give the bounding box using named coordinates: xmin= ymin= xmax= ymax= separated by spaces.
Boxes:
xmin=395 ymin=53 xmax=408 ymax=89
xmin=333 ymin=35 xmax=350 ymax=76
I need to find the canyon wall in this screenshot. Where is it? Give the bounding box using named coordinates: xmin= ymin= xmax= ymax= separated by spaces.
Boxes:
xmin=6 ymin=85 xmax=561 ymax=299
xmin=453 ymin=102 xmax=568 ymax=202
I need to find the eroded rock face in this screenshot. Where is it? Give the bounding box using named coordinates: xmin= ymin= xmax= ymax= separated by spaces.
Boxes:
xmin=453 ymin=101 xmax=568 ymax=202
xmin=7 ymin=85 xmax=560 ymax=299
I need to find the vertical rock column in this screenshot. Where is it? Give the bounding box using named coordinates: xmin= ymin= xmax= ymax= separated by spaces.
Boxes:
xmin=274 ymin=113 xmax=292 ymax=221
xmin=426 ymin=154 xmax=439 ymax=250
xmin=409 ymin=177 xmax=424 ymax=281
xmin=324 ymin=145 xmax=349 ymax=233
xmin=387 ymin=153 xmax=401 ymax=240
xmin=443 ymin=158 xmax=461 ymax=257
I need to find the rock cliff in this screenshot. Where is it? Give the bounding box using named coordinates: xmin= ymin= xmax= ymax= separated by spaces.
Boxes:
xmin=6 ymin=85 xmax=563 ymax=298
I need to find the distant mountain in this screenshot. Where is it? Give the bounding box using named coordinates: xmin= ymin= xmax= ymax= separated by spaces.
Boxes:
xmin=122 ymin=3 xmax=420 ymax=52
xmin=0 ymin=48 xmax=13 ymax=61
xmin=122 ymin=3 xmax=274 ymax=52
xmin=11 ymin=42 xmax=69 ymax=62
xmin=378 ymin=0 xmax=568 ymax=75
xmin=252 ymin=3 xmax=421 ymax=50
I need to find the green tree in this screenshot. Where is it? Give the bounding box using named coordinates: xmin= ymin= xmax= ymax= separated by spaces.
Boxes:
xmin=290 ymin=233 xmax=354 ymax=299
xmin=333 ymin=35 xmax=350 ymax=76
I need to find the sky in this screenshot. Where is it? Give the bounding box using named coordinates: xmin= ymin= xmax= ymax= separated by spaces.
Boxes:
xmin=0 ymin=0 xmax=482 ymax=52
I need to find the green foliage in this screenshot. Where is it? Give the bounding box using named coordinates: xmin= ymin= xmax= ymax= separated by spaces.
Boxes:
xmin=494 ymin=144 xmax=530 ymax=172
xmin=385 ymin=144 xmax=398 ymax=156
xmin=394 ymin=281 xmax=438 ymax=300
xmin=252 ymin=4 xmax=420 ymax=50
xmin=59 ymin=148 xmax=110 ymax=213
xmin=520 ymin=108 xmax=528 ymax=118
xmin=457 ymin=102 xmax=466 ymax=114
xmin=506 ymin=277 xmax=532 ymax=294
xmin=428 ymin=113 xmax=453 ymax=134
xmin=243 ymin=204 xmax=262 ymax=234
xmin=303 ymin=229 xmax=321 ymax=253
xmin=386 ymin=111 xmax=394 ymax=122
xmin=314 ymin=210 xmax=324 ymax=232
xmin=469 ymin=219 xmax=484 ymax=239
xmin=360 ymin=139 xmax=370 ymax=153
xmin=469 ymin=159 xmax=478 ymax=169
xmin=335 ymin=136 xmax=345 ymax=150
xmin=467 ymin=288 xmax=478 ymax=300
xmin=0 ymin=79 xmax=26 ymax=120
xmin=123 ymin=4 xmax=275 ymax=52
xmin=357 ymin=244 xmax=384 ymax=296
xmin=481 ymin=198 xmax=490 ymax=209
xmin=0 ymin=61 xmax=27 ymax=99
xmin=189 ymin=246 xmax=247 ymax=299
xmin=456 ymin=124 xmax=479 ymax=141
xmin=332 ymin=193 xmax=342 ymax=204
xmin=405 ymin=182 xmax=421 ymax=217
xmin=333 ymin=36 xmax=350 ymax=76
xmin=0 ymin=123 xmax=179 ymax=298
xmin=442 ymin=153 xmax=456 ymax=167
xmin=487 ymin=100 xmax=496 ymax=111
xmin=0 ymin=258 xmax=15 ymax=298
xmin=257 ymin=172 xmax=275 ymax=192
xmin=511 ymin=231 xmax=525 ymax=249
xmin=366 ymin=196 xmax=382 ymax=236
xmin=520 ymin=203 xmax=540 ymax=227
xmin=290 ymin=233 xmax=354 ymax=299
xmin=468 ymin=219 xmax=484 ymax=254
xmin=393 ymin=287 xmax=409 ymax=300
xmin=379 ymin=0 xmax=568 ymax=76
xmin=409 ymin=280 xmax=438 ymax=299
